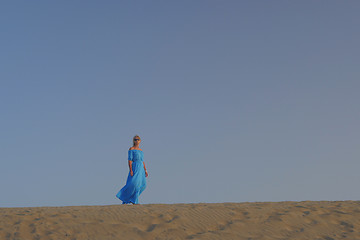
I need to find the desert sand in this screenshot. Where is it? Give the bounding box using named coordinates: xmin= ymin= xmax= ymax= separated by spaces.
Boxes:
xmin=1 ymin=201 xmax=359 ymax=240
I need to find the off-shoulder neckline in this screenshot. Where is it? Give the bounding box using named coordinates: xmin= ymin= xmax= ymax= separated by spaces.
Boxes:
xmin=129 ymin=149 xmax=143 ymax=152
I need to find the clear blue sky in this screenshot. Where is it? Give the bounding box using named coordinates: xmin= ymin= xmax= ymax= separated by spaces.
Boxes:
xmin=1 ymin=1 xmax=359 ymax=207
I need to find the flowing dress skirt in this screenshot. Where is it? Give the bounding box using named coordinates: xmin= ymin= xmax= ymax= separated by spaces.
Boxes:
xmin=116 ymin=160 xmax=146 ymax=204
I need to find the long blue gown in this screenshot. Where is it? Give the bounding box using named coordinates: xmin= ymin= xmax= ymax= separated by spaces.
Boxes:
xmin=116 ymin=149 xmax=147 ymax=204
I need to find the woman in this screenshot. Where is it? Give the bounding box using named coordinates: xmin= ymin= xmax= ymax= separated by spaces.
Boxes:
xmin=116 ymin=135 xmax=148 ymax=205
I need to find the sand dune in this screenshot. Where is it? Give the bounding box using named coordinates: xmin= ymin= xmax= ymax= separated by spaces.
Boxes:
xmin=1 ymin=201 xmax=359 ymax=240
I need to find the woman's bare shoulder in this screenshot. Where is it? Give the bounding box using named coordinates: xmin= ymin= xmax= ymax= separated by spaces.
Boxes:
xmin=129 ymin=147 xmax=143 ymax=151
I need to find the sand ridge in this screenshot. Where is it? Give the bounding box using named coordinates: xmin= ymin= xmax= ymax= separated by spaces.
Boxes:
xmin=1 ymin=201 xmax=359 ymax=240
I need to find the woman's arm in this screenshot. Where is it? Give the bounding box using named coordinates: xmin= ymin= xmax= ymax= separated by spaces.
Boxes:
xmin=143 ymin=161 xmax=147 ymax=171
xmin=143 ymin=162 xmax=148 ymax=177
xmin=128 ymin=160 xmax=133 ymax=176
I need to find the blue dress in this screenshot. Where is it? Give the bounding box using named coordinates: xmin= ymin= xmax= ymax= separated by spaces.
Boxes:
xmin=116 ymin=149 xmax=147 ymax=204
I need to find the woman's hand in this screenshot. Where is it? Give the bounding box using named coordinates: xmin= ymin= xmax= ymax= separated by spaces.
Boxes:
xmin=145 ymin=170 xmax=148 ymax=177
xmin=130 ymin=170 xmax=134 ymax=176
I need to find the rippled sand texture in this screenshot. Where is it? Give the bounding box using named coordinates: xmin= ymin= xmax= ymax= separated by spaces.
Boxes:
xmin=1 ymin=201 xmax=359 ymax=240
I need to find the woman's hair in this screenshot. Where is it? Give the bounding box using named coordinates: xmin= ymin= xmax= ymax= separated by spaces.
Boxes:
xmin=132 ymin=135 xmax=141 ymax=146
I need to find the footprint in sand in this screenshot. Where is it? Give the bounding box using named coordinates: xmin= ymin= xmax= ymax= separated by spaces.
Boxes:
xmin=5 ymin=233 xmax=11 ymax=240
xmin=340 ymin=221 xmax=354 ymax=232
xmin=303 ymin=211 xmax=310 ymax=216
xmin=166 ymin=215 xmax=179 ymax=223
xmin=146 ymin=224 xmax=157 ymax=232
